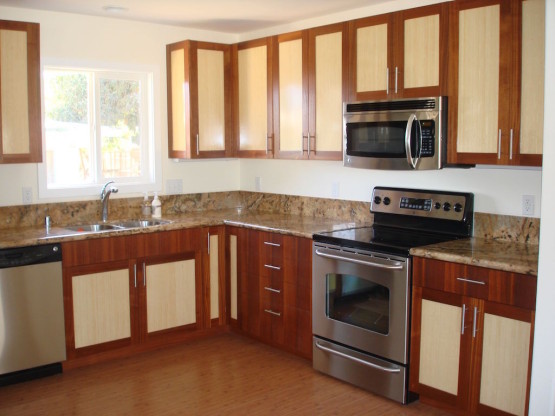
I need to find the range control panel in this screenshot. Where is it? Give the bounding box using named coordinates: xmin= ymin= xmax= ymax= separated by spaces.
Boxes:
xmin=370 ymin=187 xmax=471 ymax=221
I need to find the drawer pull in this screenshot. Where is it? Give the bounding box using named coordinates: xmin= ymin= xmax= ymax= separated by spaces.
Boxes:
xmin=264 ymin=309 xmax=281 ymax=317
xmin=264 ymin=241 xmax=281 ymax=247
xmin=264 ymin=286 xmax=281 ymax=294
xmin=456 ymin=277 xmax=486 ymax=285
xmin=264 ymin=264 xmax=281 ymax=270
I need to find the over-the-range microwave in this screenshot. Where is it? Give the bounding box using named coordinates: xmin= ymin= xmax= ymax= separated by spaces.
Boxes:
xmin=343 ymin=96 xmax=447 ymax=170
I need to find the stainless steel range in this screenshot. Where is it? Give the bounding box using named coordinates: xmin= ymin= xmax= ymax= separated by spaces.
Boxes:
xmin=312 ymin=187 xmax=474 ymax=403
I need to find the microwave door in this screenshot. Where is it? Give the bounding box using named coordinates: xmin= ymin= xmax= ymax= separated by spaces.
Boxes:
xmin=404 ymin=114 xmax=422 ymax=169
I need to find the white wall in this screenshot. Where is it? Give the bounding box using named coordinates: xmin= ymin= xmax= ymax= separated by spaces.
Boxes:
xmin=529 ymin=0 xmax=555 ymax=414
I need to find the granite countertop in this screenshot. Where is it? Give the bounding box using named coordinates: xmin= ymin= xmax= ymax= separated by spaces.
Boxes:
xmin=0 ymin=209 xmax=361 ymax=249
xmin=410 ymin=237 xmax=539 ymax=276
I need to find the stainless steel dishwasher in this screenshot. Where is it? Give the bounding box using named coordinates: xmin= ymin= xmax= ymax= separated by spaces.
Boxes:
xmin=0 ymin=243 xmax=66 ymax=385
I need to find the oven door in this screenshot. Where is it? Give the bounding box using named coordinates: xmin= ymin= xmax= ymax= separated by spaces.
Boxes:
xmin=312 ymin=242 xmax=411 ymax=364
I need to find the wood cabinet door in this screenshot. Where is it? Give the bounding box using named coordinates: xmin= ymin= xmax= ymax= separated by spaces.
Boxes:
xmin=307 ymin=23 xmax=347 ymax=161
xmin=448 ymin=0 xmax=517 ymax=165
xmin=0 ymin=20 xmax=42 ymax=164
xmin=410 ymin=287 xmax=472 ymax=411
xmin=234 ymin=38 xmax=274 ymax=158
xmin=274 ymin=31 xmax=308 ymax=159
xmin=473 ymin=302 xmax=534 ymax=416
xmin=205 ymin=226 xmax=226 ymax=328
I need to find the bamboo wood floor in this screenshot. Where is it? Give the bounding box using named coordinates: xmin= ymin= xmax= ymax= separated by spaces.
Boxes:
xmin=0 ymin=333 xmax=452 ymax=415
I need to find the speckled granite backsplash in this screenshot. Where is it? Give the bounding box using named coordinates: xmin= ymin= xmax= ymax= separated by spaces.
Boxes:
xmin=0 ymin=191 xmax=539 ymax=244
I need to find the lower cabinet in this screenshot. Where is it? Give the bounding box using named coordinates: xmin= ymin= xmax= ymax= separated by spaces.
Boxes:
xmin=410 ymin=257 xmax=536 ymax=416
xmin=227 ymin=226 xmax=312 ymax=358
xmin=62 ymin=228 xmax=207 ymax=363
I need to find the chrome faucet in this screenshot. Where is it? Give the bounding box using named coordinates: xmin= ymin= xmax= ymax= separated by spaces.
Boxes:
xmin=100 ymin=181 xmax=118 ymax=222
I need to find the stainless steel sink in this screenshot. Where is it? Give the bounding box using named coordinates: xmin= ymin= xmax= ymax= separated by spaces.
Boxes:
xmin=63 ymin=223 xmax=124 ymax=233
xmin=114 ymin=219 xmax=172 ymax=228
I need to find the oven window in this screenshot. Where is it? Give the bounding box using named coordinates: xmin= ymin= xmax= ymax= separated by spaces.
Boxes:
xmin=346 ymin=121 xmax=417 ymax=158
xmin=326 ymin=273 xmax=389 ymax=335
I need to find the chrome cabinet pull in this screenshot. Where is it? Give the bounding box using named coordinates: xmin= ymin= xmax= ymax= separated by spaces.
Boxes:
xmin=461 ymin=303 xmax=467 ymax=335
xmin=264 ymin=286 xmax=281 ymax=294
xmin=266 ymin=136 xmax=269 ymax=155
xmin=264 ymin=309 xmax=281 ymax=317
xmin=207 ymin=232 xmax=210 ymax=254
xmin=196 ymin=134 xmax=200 ymax=155
xmin=143 ymin=262 xmax=146 ymax=287
xmin=315 ymin=341 xmax=401 ymax=373
xmin=472 ymin=307 xmax=479 ymax=338
xmin=386 ymin=68 xmax=390 ymax=94
xmin=302 ymin=135 xmax=308 ymax=154
xmin=456 ymin=277 xmax=486 ymax=285
xmin=264 ymin=241 xmax=281 ymax=247
xmin=264 ymin=264 xmax=281 ymax=270
xmin=498 ymin=130 xmax=502 ymax=159
xmin=134 ymin=263 xmax=137 ymax=288
xmin=510 ymin=129 xmax=514 ymax=160
xmin=394 ymin=66 xmax=398 ymax=94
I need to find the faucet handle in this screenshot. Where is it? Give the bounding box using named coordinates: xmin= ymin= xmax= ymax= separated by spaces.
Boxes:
xmin=100 ymin=181 xmax=117 ymax=199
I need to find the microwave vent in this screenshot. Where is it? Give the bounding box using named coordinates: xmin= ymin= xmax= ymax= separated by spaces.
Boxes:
xmin=346 ymin=99 xmax=437 ymax=113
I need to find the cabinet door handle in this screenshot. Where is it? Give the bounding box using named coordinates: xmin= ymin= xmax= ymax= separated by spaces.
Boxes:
xmin=264 ymin=309 xmax=281 ymax=317
xmin=456 ymin=277 xmax=486 ymax=285
xmin=510 ymin=129 xmax=514 ymax=160
xmin=386 ymin=67 xmax=390 ymax=95
xmin=472 ymin=306 xmax=479 ymax=338
xmin=461 ymin=303 xmax=466 ymax=335
xmin=143 ymin=262 xmax=146 ymax=287
xmin=266 ymin=136 xmax=269 ymax=155
xmin=196 ymin=134 xmax=200 ymax=156
xmin=134 ymin=263 xmax=137 ymax=288
xmin=498 ymin=129 xmax=502 ymax=159
xmin=264 ymin=264 xmax=281 ymax=270
xmin=264 ymin=286 xmax=281 ymax=294
xmin=264 ymin=241 xmax=281 ymax=247
xmin=394 ymin=66 xmax=398 ymax=94
xmin=207 ymin=231 xmax=210 ymax=254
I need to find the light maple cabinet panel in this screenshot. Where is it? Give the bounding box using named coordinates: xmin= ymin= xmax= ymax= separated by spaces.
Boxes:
xmin=209 ymin=233 xmax=219 ymax=320
xmin=0 ymin=20 xmax=41 ymax=163
xmin=404 ymin=14 xmax=440 ymax=90
xmin=229 ymin=234 xmax=238 ymax=321
xmin=418 ymin=299 xmax=461 ymax=396
xmin=519 ymin=0 xmax=545 ymax=157
xmin=145 ymin=259 xmax=196 ymax=333
xmin=166 ymin=40 xmax=231 ymax=159
xmin=355 ymin=22 xmax=389 ymax=96
xmin=72 ymin=268 xmax=131 ymax=349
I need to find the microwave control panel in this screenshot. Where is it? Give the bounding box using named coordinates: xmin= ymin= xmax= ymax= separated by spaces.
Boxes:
xmin=420 ymin=120 xmax=435 ymax=157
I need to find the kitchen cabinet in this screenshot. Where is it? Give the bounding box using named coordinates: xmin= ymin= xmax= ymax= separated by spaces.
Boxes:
xmin=232 ymin=37 xmax=274 ymax=158
xmin=348 ymin=4 xmax=448 ymax=101
xmin=410 ymin=257 xmax=536 ymax=416
xmin=274 ymin=23 xmax=347 ymax=160
xmin=204 ymin=226 xmax=227 ymax=328
xmin=227 ymin=226 xmax=312 ymax=358
xmin=166 ymin=40 xmax=232 ymax=159
xmin=447 ymin=0 xmax=544 ymax=167
xmin=62 ymin=229 xmax=205 ymax=363
xmin=0 ymin=20 xmax=42 ymax=164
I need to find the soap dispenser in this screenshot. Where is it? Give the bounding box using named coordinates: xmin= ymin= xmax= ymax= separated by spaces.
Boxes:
xmin=141 ymin=192 xmax=151 ymax=217
xmin=151 ymin=192 xmax=162 ymax=218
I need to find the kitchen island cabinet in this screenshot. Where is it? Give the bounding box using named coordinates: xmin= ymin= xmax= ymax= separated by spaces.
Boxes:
xmin=0 ymin=20 xmax=42 ymax=164
xmin=227 ymin=226 xmax=312 ymax=358
xmin=62 ymin=228 xmax=211 ymax=367
xmin=410 ymin=257 xmax=536 ymax=416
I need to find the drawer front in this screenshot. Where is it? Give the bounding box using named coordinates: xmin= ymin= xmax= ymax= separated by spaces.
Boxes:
xmin=260 ymin=232 xmax=284 ymax=276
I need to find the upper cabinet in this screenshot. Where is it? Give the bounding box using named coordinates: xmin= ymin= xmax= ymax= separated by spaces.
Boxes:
xmin=0 ymin=20 xmax=42 ymax=164
xmin=273 ymin=23 xmax=347 ymax=160
xmin=447 ymin=0 xmax=544 ymax=167
xmin=232 ymin=37 xmax=274 ymax=158
xmin=349 ymin=4 xmax=448 ymax=101
xmin=166 ymin=40 xmax=232 ymax=159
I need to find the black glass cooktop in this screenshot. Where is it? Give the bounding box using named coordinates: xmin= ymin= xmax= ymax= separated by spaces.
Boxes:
xmin=313 ymin=225 xmax=461 ymax=256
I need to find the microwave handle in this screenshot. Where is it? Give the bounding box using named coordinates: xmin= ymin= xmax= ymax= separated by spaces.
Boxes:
xmin=405 ymin=114 xmax=422 ymax=169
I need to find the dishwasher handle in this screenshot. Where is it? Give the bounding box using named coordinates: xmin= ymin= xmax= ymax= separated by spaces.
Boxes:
xmin=0 ymin=243 xmax=62 ymax=268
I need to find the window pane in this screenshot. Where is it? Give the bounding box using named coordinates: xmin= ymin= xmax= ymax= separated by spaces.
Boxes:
xmin=99 ymin=78 xmax=141 ymax=178
xmin=44 ymin=70 xmax=92 ymax=186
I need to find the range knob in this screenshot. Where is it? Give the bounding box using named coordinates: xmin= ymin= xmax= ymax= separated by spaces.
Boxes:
xmin=454 ymin=203 xmax=463 ymax=213
xmin=383 ymin=197 xmax=391 ymax=206
xmin=434 ymin=202 xmax=441 ymax=210
xmin=374 ymin=196 xmax=382 ymax=204
xmin=443 ymin=202 xmax=451 ymax=212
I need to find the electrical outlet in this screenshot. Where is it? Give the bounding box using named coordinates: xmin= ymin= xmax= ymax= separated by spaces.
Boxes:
xmin=331 ymin=182 xmax=340 ymax=198
xmin=255 ymin=176 xmax=261 ymax=192
xmin=522 ymin=195 xmax=535 ymax=216
xmin=166 ymin=179 xmax=183 ymax=194
xmin=22 ymin=187 xmax=33 ymax=204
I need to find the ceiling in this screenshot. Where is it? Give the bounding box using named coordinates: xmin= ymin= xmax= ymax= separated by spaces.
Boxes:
xmin=0 ymin=0 xmax=389 ymax=33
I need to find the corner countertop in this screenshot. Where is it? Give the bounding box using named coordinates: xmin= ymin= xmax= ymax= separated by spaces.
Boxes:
xmin=0 ymin=209 xmax=362 ymax=250
xmin=410 ymin=237 xmax=539 ymax=276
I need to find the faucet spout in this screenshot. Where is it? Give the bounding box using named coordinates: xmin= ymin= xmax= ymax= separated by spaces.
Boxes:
xmin=100 ymin=181 xmax=119 ymax=222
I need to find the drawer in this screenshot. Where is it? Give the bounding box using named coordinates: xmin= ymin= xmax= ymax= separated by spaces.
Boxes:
xmin=260 ymin=232 xmax=284 ymax=266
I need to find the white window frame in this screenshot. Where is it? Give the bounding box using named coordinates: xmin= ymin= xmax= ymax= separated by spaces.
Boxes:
xmin=38 ymin=59 xmax=162 ymax=199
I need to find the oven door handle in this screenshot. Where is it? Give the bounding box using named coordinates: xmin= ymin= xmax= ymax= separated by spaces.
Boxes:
xmin=315 ymin=341 xmax=401 ymax=373
xmin=314 ymin=249 xmax=404 ymax=270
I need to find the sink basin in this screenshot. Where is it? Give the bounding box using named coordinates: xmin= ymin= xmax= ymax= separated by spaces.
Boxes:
xmin=114 ymin=219 xmax=172 ymax=229
xmin=64 ymin=223 xmax=123 ymax=233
